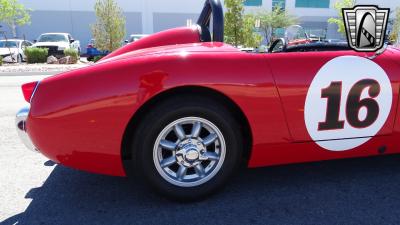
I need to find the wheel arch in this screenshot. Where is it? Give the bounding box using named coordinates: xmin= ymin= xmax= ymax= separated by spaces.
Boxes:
xmin=121 ymin=85 xmax=253 ymax=172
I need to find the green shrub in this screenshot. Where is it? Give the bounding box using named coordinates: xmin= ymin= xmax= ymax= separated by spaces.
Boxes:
xmin=24 ymin=47 xmax=48 ymax=64
xmin=0 ymin=56 xmax=2 ymax=66
xmin=93 ymin=56 xmax=104 ymax=62
xmin=63 ymin=48 xmax=79 ymax=64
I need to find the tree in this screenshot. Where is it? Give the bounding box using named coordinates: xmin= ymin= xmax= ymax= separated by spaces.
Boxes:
xmin=224 ymin=0 xmax=262 ymax=47
xmin=256 ymin=7 xmax=297 ymax=45
xmin=389 ymin=7 xmax=400 ymax=44
xmin=91 ymin=0 xmax=126 ymax=52
xmin=0 ymin=0 xmax=31 ymax=38
xmin=243 ymin=15 xmax=263 ymax=47
xmin=328 ymin=0 xmax=356 ymax=36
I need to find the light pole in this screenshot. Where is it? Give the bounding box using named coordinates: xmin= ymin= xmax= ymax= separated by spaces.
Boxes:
xmin=186 ymin=19 xmax=193 ymax=27
xmin=255 ymin=18 xmax=261 ymax=30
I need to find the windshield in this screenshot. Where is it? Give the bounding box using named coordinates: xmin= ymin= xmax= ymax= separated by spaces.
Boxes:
xmin=38 ymin=34 xmax=68 ymax=42
xmin=285 ymin=25 xmax=307 ymax=41
xmin=0 ymin=41 xmax=18 ymax=48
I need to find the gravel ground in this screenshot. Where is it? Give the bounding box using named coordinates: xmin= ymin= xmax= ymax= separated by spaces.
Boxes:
xmin=2 ymin=74 xmax=400 ymax=225
xmin=0 ymin=61 xmax=90 ymax=74
xmin=0 ymin=75 xmax=55 ymax=223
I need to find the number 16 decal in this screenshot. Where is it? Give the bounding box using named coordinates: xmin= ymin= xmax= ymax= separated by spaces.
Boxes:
xmin=305 ymin=56 xmax=392 ymax=151
xmin=318 ymin=79 xmax=380 ymax=131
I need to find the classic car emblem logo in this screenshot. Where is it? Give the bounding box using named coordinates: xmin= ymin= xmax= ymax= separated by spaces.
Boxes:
xmin=343 ymin=5 xmax=389 ymax=52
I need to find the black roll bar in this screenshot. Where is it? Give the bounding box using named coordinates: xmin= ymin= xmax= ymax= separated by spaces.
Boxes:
xmin=197 ymin=0 xmax=224 ymax=42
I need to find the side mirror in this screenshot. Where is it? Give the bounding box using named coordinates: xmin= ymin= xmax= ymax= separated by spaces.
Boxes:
xmin=70 ymin=39 xmax=75 ymax=43
xmin=269 ymin=38 xmax=287 ymax=53
xmin=124 ymin=40 xmax=129 ymax=43
xmin=33 ymin=40 xmax=37 ymax=43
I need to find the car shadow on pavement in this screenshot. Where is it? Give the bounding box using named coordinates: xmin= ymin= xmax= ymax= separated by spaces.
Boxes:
xmin=3 ymin=155 xmax=400 ymax=225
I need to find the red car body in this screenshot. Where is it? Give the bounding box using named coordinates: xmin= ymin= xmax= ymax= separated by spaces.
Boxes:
xmin=16 ymin=2 xmax=400 ymax=182
xmin=21 ymin=32 xmax=400 ymax=176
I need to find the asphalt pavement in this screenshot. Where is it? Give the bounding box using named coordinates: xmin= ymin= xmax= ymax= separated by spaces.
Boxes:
xmin=1 ymin=73 xmax=400 ymax=225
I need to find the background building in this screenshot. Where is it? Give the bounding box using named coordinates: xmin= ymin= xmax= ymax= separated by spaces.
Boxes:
xmin=245 ymin=0 xmax=398 ymax=40
xmin=0 ymin=0 xmax=398 ymax=47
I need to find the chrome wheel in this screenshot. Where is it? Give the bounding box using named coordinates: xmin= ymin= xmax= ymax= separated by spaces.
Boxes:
xmin=153 ymin=117 xmax=226 ymax=187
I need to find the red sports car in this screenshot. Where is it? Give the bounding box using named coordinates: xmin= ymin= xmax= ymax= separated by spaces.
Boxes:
xmin=16 ymin=0 xmax=400 ymax=200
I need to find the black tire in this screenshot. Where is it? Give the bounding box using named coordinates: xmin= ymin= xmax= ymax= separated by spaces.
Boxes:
xmin=129 ymin=95 xmax=243 ymax=201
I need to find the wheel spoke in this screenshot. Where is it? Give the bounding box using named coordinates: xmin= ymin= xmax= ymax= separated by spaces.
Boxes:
xmin=160 ymin=157 xmax=176 ymax=168
xmin=159 ymin=140 xmax=177 ymax=151
xmin=194 ymin=164 xmax=205 ymax=178
xmin=203 ymin=133 xmax=218 ymax=146
xmin=154 ymin=117 xmax=226 ymax=187
xmin=176 ymin=165 xmax=187 ymax=180
xmin=174 ymin=124 xmax=186 ymax=140
xmin=204 ymin=152 xmax=220 ymax=161
xmin=191 ymin=121 xmax=202 ymax=138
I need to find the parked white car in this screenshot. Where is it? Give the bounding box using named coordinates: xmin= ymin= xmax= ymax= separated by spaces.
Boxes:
xmin=32 ymin=33 xmax=81 ymax=58
xmin=124 ymin=34 xmax=149 ymax=45
xmin=0 ymin=39 xmax=33 ymax=63
xmin=128 ymin=34 xmax=148 ymax=43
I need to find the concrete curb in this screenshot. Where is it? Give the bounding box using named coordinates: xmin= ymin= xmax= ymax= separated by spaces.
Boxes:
xmin=0 ymin=71 xmax=61 ymax=76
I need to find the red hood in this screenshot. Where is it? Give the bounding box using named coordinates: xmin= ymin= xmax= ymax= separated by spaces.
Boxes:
xmin=42 ymin=42 xmax=238 ymax=83
xmin=99 ymin=42 xmax=239 ymax=64
xmin=101 ymin=26 xmax=202 ymax=61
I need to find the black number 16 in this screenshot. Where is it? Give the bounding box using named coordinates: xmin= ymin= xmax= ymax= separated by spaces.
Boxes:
xmin=318 ymin=79 xmax=381 ymax=131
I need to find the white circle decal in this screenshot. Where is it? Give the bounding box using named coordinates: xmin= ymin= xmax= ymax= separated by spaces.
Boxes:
xmin=304 ymin=56 xmax=392 ymax=151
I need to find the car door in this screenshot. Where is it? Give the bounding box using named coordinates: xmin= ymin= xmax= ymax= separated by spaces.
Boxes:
xmin=265 ymin=50 xmax=400 ymax=151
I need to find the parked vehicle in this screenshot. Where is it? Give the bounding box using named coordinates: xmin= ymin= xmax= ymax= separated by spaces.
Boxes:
xmin=32 ymin=33 xmax=80 ymax=58
xmin=16 ymin=0 xmax=400 ymax=201
xmin=124 ymin=34 xmax=148 ymax=44
xmin=0 ymin=39 xmax=33 ymax=63
xmin=86 ymin=39 xmax=108 ymax=61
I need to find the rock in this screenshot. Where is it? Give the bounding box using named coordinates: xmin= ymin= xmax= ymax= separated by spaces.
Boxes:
xmin=58 ymin=56 xmax=72 ymax=64
xmin=47 ymin=56 xmax=59 ymax=64
xmin=69 ymin=56 xmax=78 ymax=64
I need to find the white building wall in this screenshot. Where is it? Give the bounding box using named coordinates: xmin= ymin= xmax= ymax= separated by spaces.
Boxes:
xmin=16 ymin=0 xmax=203 ymax=36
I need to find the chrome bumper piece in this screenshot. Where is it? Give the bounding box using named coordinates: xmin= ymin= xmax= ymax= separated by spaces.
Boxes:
xmin=16 ymin=107 xmax=38 ymax=152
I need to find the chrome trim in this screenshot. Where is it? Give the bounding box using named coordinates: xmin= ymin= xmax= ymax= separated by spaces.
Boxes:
xmin=16 ymin=107 xmax=38 ymax=152
xmin=30 ymin=80 xmax=40 ymax=103
xmin=368 ymin=43 xmax=388 ymax=60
